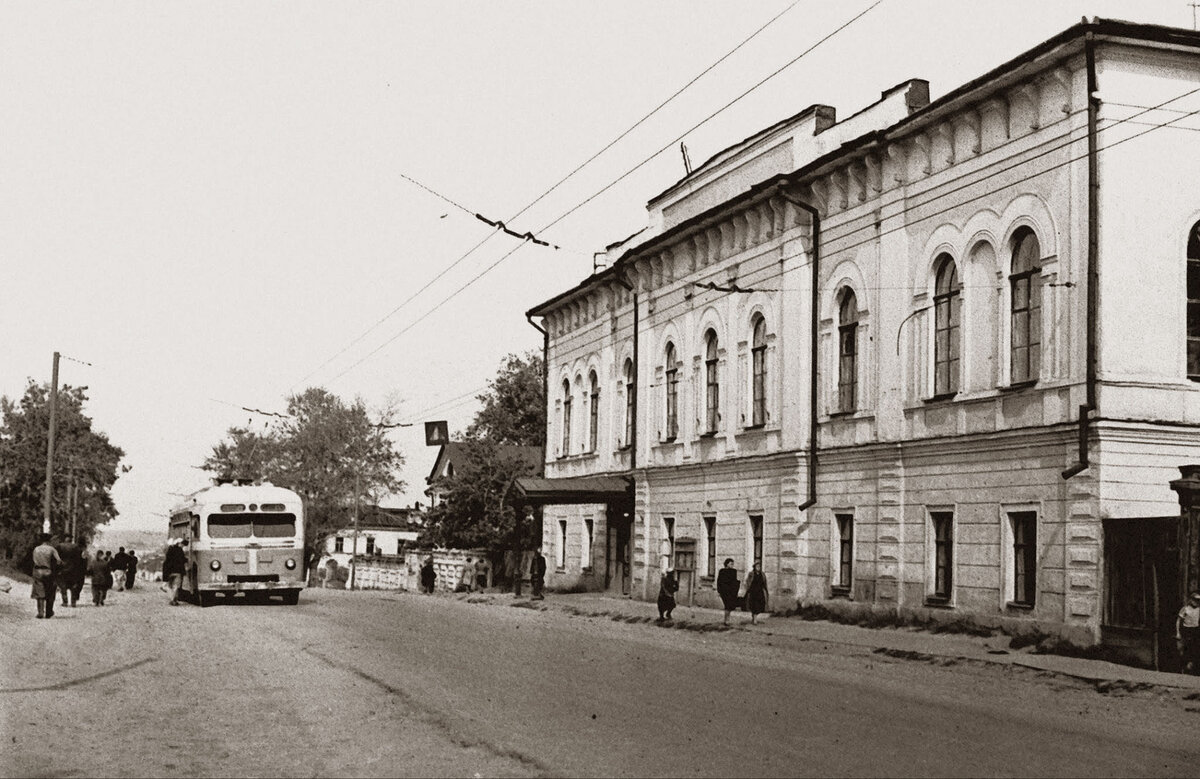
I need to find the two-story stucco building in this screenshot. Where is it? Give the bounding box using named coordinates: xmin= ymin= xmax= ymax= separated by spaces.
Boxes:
xmin=520 ymin=19 xmax=1200 ymax=659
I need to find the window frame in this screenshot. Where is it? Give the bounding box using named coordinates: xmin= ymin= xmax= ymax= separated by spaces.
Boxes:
xmin=751 ymin=316 xmax=767 ymax=427
xmin=582 ymin=518 xmax=594 ymax=571
xmin=664 ymin=343 xmax=679 ymax=441
xmin=929 ymin=511 xmax=954 ymax=603
xmin=837 ymin=289 xmax=859 ymax=414
xmin=833 ymin=513 xmax=854 ymax=595
xmin=1009 ymin=511 xmax=1038 ymax=607
xmin=933 ymin=255 xmax=961 ymax=398
xmin=1188 ymin=221 xmax=1200 ymax=380
xmin=749 ymin=515 xmax=763 ymax=569
xmin=623 ymin=358 xmax=635 ymax=449
xmin=588 ymin=370 xmax=599 ymax=454
xmin=1009 ymin=228 xmax=1042 ymax=386
xmin=560 ymin=378 xmax=572 ymax=457
xmin=704 ymin=330 xmax=720 ymax=434
xmin=557 ymin=519 xmax=568 ymax=570
xmin=703 ymin=516 xmax=717 ymax=579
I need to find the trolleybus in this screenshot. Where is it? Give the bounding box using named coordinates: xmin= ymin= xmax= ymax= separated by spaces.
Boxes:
xmin=169 ymin=480 xmax=306 ymax=606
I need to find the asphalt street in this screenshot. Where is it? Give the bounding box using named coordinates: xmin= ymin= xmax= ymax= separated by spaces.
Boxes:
xmin=3 ymin=584 xmax=1200 ymax=777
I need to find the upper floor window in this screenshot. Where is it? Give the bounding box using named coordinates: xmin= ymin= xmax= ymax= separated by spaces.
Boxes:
xmin=704 ymin=330 xmax=720 ymax=434
xmin=1188 ymin=221 xmax=1200 ymax=380
xmin=751 ymin=316 xmax=767 ymax=426
xmin=838 ymin=289 xmax=859 ymax=413
xmin=664 ymin=342 xmax=679 ymax=440
xmin=1010 ymin=228 xmax=1042 ymax=385
xmin=933 ymin=255 xmax=961 ymax=397
xmin=561 ymin=378 xmax=572 ymax=456
xmin=588 ymin=371 xmax=599 ymax=453
xmin=623 ymin=358 xmax=635 ymax=448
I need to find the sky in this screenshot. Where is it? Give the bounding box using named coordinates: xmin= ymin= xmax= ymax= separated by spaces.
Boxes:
xmin=1 ymin=0 xmax=1194 ymax=533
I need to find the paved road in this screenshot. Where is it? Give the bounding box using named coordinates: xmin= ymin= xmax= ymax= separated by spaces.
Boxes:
xmin=3 ymin=585 xmax=1200 ymax=777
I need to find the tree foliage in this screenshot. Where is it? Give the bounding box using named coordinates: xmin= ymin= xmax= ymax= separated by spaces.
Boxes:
xmin=202 ymin=388 xmax=406 ymax=569
xmin=0 ymin=382 xmax=126 ymax=564
xmin=421 ymin=351 xmax=545 ymax=556
xmin=465 ymin=351 xmax=545 ymax=447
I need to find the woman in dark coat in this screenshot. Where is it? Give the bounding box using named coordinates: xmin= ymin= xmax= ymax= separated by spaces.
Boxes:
xmin=744 ymin=562 xmax=769 ymax=624
xmin=716 ymin=558 xmax=739 ymax=625
xmin=657 ymin=569 xmax=678 ymax=622
xmin=420 ymin=557 xmax=436 ymax=594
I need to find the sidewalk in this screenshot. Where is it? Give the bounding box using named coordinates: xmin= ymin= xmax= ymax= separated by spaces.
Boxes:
xmin=460 ymin=589 xmax=1200 ymax=692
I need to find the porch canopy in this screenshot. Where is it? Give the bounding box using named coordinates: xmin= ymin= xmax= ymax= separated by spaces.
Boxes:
xmin=511 ymin=475 xmax=632 ymax=505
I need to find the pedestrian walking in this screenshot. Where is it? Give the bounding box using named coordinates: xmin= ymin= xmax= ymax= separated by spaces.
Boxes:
xmin=716 ymin=558 xmax=740 ymax=626
xmin=125 ymin=550 xmax=138 ymax=590
xmin=744 ymin=562 xmax=769 ymax=624
xmin=54 ymin=536 xmax=86 ymax=608
xmin=419 ymin=557 xmax=436 ymax=594
xmin=530 ymin=549 xmax=546 ymax=600
xmin=30 ymin=532 xmax=63 ymax=619
xmin=657 ymin=568 xmax=679 ymax=622
xmin=100 ymin=551 xmax=114 ymax=603
xmin=110 ymin=547 xmax=130 ymax=591
xmin=88 ymin=550 xmax=109 ymax=606
xmin=163 ymin=538 xmax=187 ymax=606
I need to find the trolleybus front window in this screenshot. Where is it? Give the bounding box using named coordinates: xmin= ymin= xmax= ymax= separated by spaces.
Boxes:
xmin=253 ymin=515 xmax=296 ymax=538
xmin=207 ymin=514 xmax=253 ymax=538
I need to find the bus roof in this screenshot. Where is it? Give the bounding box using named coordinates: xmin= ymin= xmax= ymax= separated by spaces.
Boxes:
xmin=170 ymin=482 xmax=303 ymax=515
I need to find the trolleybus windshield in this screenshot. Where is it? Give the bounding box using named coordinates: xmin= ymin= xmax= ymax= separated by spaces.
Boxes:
xmin=206 ymin=513 xmax=297 ymax=539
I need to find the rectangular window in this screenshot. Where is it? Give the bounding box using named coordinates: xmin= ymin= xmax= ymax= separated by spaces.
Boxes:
xmin=838 ymin=324 xmax=857 ymax=412
xmin=1010 ymin=511 xmax=1037 ymax=606
xmin=582 ymin=519 xmax=593 ymax=570
xmin=665 ymin=369 xmax=679 ymax=440
xmin=562 ymin=397 xmax=572 ymax=455
xmin=557 ymin=520 xmax=567 ymax=569
xmin=752 ymin=344 xmax=767 ymax=426
xmin=334 ymin=536 xmax=344 ymax=553
xmin=834 ymin=514 xmax=854 ymax=593
xmin=750 ymin=515 xmax=763 ymax=569
xmin=934 ymin=293 xmax=961 ymax=396
xmin=663 ymin=517 xmax=675 ymax=566
xmin=1011 ymin=276 xmax=1041 ymax=383
xmin=930 ymin=512 xmax=954 ymax=601
xmin=589 ymin=386 xmax=599 ymax=454
xmin=396 ymin=539 xmax=405 ymax=556
xmin=365 ymin=536 xmax=376 ymax=555
xmin=1189 ymin=252 xmax=1200 ymax=379
xmin=705 ymin=359 xmax=719 ymax=433
xmin=704 ymin=516 xmax=717 ymax=578
xmin=624 ymin=373 xmax=635 ymax=447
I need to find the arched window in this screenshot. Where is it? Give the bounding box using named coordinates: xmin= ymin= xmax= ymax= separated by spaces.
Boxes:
xmin=588 ymin=371 xmax=599 ymax=453
xmin=704 ymin=330 xmax=720 ymax=434
xmin=933 ymin=254 xmax=961 ymax=396
xmin=623 ymin=358 xmax=635 ymax=448
xmin=561 ymin=378 xmax=572 ymax=456
xmin=664 ymin=343 xmax=678 ymax=440
xmin=1010 ymin=228 xmax=1041 ymax=384
xmin=838 ymin=289 xmax=859 ymax=413
xmin=1188 ymin=221 xmax=1200 ymax=380
xmin=751 ymin=315 xmax=767 ymax=426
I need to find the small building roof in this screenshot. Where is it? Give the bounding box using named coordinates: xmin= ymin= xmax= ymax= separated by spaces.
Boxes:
xmin=512 ymin=475 xmax=632 ymax=505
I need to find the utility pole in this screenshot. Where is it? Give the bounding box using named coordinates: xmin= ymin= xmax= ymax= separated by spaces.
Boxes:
xmin=349 ymin=469 xmax=361 ymax=590
xmin=42 ymin=351 xmax=59 ymax=534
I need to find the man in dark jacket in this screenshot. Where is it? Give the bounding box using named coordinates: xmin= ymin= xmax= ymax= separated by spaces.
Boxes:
xmin=162 ymin=539 xmax=187 ymax=606
xmin=54 ymin=537 xmax=86 ymax=607
xmin=124 ymin=550 xmax=138 ymax=590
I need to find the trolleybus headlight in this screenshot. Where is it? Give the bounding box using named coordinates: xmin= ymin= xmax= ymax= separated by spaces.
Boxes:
xmin=285 ymin=558 xmax=296 ymax=570
xmin=209 ymin=559 xmax=221 ymax=571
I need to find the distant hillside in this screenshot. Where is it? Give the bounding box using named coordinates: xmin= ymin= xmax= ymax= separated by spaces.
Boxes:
xmin=91 ymin=527 xmax=165 ymax=554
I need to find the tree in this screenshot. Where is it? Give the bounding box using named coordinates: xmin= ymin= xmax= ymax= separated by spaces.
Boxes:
xmin=465 ymin=351 xmax=545 ymax=446
xmin=419 ymin=439 xmax=540 ymax=554
xmin=0 ymin=382 xmax=126 ymax=564
xmin=202 ymin=388 xmax=406 ymax=572
xmin=420 ymin=351 xmax=545 ymax=558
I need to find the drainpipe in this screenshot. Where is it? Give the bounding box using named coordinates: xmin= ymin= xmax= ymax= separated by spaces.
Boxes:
xmin=1063 ymin=31 xmax=1099 ymax=480
xmin=776 ymin=184 xmax=820 ymax=510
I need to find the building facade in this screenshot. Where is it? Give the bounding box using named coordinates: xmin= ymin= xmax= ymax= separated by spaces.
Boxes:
xmin=525 ymin=20 xmax=1200 ymax=650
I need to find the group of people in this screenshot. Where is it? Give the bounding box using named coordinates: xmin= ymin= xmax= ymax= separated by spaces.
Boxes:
xmin=29 ymin=532 xmax=140 ymax=618
xmin=657 ymin=558 xmax=769 ymax=625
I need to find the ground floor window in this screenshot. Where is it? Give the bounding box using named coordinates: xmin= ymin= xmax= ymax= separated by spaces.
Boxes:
xmin=365 ymin=536 xmax=376 ymax=555
xmin=1009 ymin=511 xmax=1037 ymax=606
xmin=703 ymin=516 xmax=717 ymax=578
xmin=750 ymin=515 xmax=763 ymax=569
xmin=662 ymin=517 xmax=675 ymax=568
xmin=557 ymin=520 xmax=567 ymax=569
xmin=929 ymin=511 xmax=953 ymax=602
xmin=334 ymin=536 xmax=344 ymax=553
xmin=582 ymin=519 xmax=594 ymax=570
xmin=833 ymin=513 xmax=854 ymax=595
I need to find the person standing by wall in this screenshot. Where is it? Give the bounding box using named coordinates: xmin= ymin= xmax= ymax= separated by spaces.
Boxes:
xmin=162 ymin=538 xmax=187 ymax=606
xmin=657 ymin=568 xmax=678 ymax=622
xmin=1177 ymin=591 xmax=1200 ymax=673
xmin=744 ymin=562 xmax=769 ymax=625
xmin=88 ymin=549 xmax=109 ymax=607
xmin=530 ymin=549 xmax=547 ymax=600
xmin=716 ymin=558 xmax=740 ymax=626
xmin=419 ymin=556 xmax=436 ymax=594
xmin=474 ymin=557 xmax=489 ymax=592
xmin=30 ymin=533 xmax=63 ymax=619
